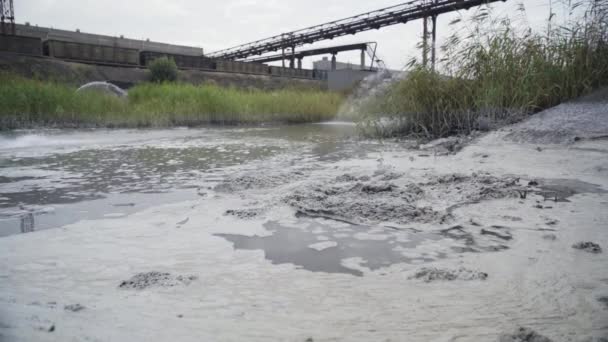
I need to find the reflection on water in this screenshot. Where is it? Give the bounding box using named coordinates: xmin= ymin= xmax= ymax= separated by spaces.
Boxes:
xmin=537 ymin=178 xmax=608 ymax=202
xmin=0 ymin=124 xmax=381 ymax=236
xmin=0 ymin=139 xmax=283 ymax=208
xmin=217 ymin=218 xmax=447 ymax=276
xmin=20 ymin=212 xmax=34 ymax=233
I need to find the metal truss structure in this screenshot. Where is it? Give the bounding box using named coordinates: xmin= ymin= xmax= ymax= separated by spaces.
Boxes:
xmin=207 ymin=0 xmax=505 ymax=60
xmin=244 ymin=43 xmax=372 ymax=64
xmin=0 ymin=0 xmax=15 ymax=35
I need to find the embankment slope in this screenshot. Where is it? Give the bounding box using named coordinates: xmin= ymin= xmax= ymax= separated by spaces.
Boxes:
xmin=0 ymin=53 xmax=325 ymax=90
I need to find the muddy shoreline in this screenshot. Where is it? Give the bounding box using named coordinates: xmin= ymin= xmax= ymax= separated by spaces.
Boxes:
xmin=1 ymin=95 xmax=608 ymax=341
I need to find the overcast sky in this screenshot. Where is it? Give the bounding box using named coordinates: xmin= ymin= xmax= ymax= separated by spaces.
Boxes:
xmin=17 ymin=0 xmax=561 ymax=69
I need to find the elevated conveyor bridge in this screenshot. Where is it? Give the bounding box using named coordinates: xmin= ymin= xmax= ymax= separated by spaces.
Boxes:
xmin=207 ymin=0 xmax=506 ymax=67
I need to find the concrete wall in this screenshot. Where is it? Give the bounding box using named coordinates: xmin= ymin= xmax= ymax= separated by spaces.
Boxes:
xmin=314 ymin=57 xmax=364 ymax=71
xmin=216 ymin=60 xmax=268 ymax=74
xmin=0 ymin=53 xmax=326 ymax=91
xmin=14 ymin=23 xmax=203 ymax=56
xmin=0 ymin=35 xmax=42 ymax=55
xmin=328 ymin=69 xmax=376 ymax=91
xmin=269 ymin=66 xmax=314 ymax=79
xmin=45 ymin=40 xmax=140 ymax=65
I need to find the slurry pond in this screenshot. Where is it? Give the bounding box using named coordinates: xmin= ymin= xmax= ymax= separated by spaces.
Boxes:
xmin=2 ymin=94 xmax=608 ymax=342
xmin=0 ymin=123 xmax=374 ymax=237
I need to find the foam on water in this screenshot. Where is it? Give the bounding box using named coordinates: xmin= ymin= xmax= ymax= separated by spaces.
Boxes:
xmin=0 ymin=134 xmax=83 ymax=150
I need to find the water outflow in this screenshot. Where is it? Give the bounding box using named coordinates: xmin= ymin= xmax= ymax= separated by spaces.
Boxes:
xmin=76 ymin=81 xmax=128 ymax=98
xmin=337 ymin=68 xmax=407 ymax=120
xmin=0 ymin=134 xmax=83 ymax=150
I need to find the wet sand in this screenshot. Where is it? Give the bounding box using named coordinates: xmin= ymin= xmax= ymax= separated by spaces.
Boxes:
xmin=0 ymin=96 xmax=607 ymax=341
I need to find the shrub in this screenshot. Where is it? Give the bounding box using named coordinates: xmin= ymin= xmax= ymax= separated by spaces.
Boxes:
xmin=148 ymin=57 xmax=178 ymax=83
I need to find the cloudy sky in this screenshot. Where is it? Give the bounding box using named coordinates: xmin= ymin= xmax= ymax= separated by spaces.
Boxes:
xmin=17 ymin=0 xmax=561 ymax=69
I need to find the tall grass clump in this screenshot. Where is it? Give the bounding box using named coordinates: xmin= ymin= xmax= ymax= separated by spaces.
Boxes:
xmin=361 ymin=0 xmax=608 ymax=138
xmin=127 ymin=82 xmax=343 ymax=125
xmin=0 ymin=72 xmax=343 ymax=128
xmin=0 ymin=72 xmax=127 ymax=128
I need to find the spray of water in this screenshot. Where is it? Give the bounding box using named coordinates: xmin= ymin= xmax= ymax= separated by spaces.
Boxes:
xmin=0 ymin=135 xmax=82 ymax=150
xmin=76 ymin=82 xmax=128 ymax=98
xmin=336 ymin=43 xmax=408 ymax=122
xmin=337 ymin=69 xmax=406 ymax=120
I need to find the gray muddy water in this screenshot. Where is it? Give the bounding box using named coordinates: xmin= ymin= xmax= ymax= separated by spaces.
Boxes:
xmin=217 ymin=219 xmax=447 ymax=276
xmin=0 ymin=123 xmax=381 ymax=237
xmin=2 ymin=123 xmax=600 ymax=277
xmin=3 ymin=92 xmax=608 ymax=342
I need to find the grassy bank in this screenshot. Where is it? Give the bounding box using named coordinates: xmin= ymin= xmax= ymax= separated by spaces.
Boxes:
xmin=0 ymin=73 xmax=343 ymax=128
xmin=359 ymin=0 xmax=608 ymax=138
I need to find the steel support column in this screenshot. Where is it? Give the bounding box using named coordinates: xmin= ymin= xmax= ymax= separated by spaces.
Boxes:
xmin=430 ymin=0 xmax=439 ymax=70
xmin=281 ymin=47 xmax=285 ymax=68
xmin=360 ymin=49 xmax=366 ymax=70
xmin=422 ymin=16 xmax=429 ymax=68
xmin=331 ymin=54 xmax=337 ymax=71
xmin=431 ymin=14 xmax=437 ymax=70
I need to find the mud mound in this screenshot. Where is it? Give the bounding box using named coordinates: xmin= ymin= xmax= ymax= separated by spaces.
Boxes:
xmin=498 ymin=327 xmax=553 ymax=342
xmin=214 ymin=174 xmax=284 ymax=192
xmin=285 ymin=172 xmax=521 ymax=225
xmin=373 ymin=169 xmax=402 ymax=181
xmin=440 ymin=225 xmax=510 ymax=253
xmin=504 ymin=88 xmax=608 ymax=144
xmin=119 ymin=272 xmax=197 ymax=290
xmin=419 ymin=136 xmax=473 ymax=154
xmin=285 ymin=178 xmax=438 ymax=225
xmin=64 ymin=304 xmax=85 ymax=312
xmin=334 ymin=174 xmax=370 ymax=182
xmin=409 ymin=267 xmax=488 ymax=282
xmin=214 ymin=170 xmax=308 ymax=192
xmin=572 ymin=241 xmax=602 ymax=254
xmin=423 ymin=172 xmax=521 ymax=203
xmin=481 ymin=226 xmax=513 ymax=241
xmin=225 ymin=208 xmax=264 ymax=219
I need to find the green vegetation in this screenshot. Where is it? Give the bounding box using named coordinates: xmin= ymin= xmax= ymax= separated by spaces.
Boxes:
xmin=359 ymin=0 xmax=608 ymax=138
xmin=0 ymin=73 xmax=343 ymax=128
xmin=148 ymin=57 xmax=179 ymax=83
